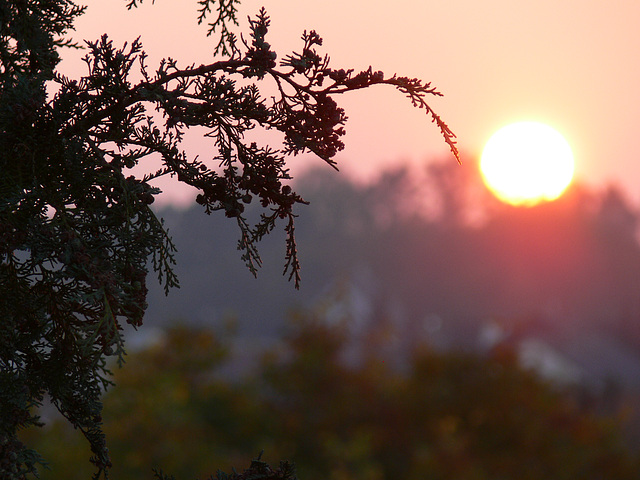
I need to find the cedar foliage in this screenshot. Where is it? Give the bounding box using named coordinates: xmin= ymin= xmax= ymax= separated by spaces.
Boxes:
xmin=0 ymin=0 xmax=457 ymax=478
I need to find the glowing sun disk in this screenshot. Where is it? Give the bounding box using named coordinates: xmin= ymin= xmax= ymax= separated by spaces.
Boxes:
xmin=480 ymin=122 xmax=574 ymax=206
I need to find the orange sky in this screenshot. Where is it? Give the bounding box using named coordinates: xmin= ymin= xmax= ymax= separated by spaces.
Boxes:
xmin=61 ymin=1 xmax=640 ymax=206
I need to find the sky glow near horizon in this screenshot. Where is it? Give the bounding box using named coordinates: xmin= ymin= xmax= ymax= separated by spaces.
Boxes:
xmin=61 ymin=1 xmax=640 ymax=207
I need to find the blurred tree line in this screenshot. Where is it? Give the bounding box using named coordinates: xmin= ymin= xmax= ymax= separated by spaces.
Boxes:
xmin=24 ymin=303 xmax=640 ymax=480
xmin=145 ymin=159 xmax=640 ymax=363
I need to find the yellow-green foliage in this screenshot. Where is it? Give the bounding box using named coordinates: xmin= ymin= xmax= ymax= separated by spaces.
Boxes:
xmin=25 ymin=314 xmax=640 ymax=480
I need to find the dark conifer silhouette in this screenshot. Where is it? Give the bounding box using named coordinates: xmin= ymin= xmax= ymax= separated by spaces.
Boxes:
xmin=0 ymin=1 xmax=457 ymax=477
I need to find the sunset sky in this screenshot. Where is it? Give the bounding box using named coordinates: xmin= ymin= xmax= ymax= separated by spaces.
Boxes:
xmin=61 ymin=1 xmax=640 ymax=206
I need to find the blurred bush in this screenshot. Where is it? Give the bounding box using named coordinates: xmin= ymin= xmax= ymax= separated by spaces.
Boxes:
xmin=23 ymin=307 xmax=640 ymax=480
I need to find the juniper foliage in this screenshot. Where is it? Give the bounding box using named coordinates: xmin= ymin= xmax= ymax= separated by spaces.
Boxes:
xmin=0 ymin=0 xmax=457 ymax=477
xmin=153 ymin=454 xmax=298 ymax=480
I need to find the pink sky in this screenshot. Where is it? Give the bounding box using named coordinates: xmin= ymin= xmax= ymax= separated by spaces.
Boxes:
xmin=61 ymin=1 xmax=640 ymax=206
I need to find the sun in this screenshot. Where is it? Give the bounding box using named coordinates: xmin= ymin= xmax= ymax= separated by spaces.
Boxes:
xmin=480 ymin=121 xmax=574 ymax=206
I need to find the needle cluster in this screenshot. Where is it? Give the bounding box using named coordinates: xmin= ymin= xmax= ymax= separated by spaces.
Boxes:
xmin=0 ymin=1 xmax=457 ymax=478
